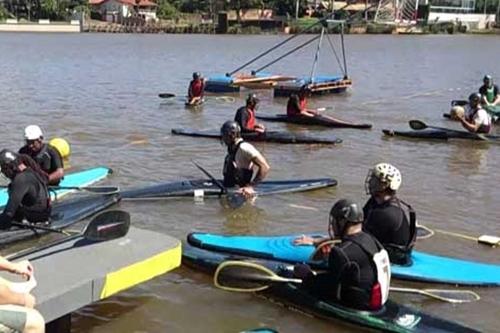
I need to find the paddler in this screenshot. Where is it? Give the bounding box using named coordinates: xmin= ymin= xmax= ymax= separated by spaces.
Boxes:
xmin=286 ymin=85 xmax=317 ymax=117
xmin=479 ymin=75 xmax=500 ymax=106
xmin=293 ymin=199 xmax=390 ymax=311
xmin=456 ymin=93 xmax=492 ymax=134
xmin=363 ymin=163 xmax=416 ymax=265
xmin=0 ymin=150 xmax=51 ymax=230
xmin=19 ymin=125 xmax=64 ymax=185
xmin=234 ymin=94 xmax=266 ymax=134
xmin=0 ymin=256 xmax=44 ymax=333
xmin=220 ymin=121 xmax=270 ymax=199
xmin=187 ymin=72 xmax=205 ymax=106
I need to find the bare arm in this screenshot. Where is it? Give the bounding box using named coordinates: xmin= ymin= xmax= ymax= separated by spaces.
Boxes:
xmin=49 ymin=168 xmax=64 ymax=184
xmin=250 ymin=153 xmax=270 ymax=185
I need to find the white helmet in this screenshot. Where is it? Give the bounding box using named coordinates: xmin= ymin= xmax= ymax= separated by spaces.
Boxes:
xmin=24 ymin=125 xmax=44 ymax=140
xmin=365 ymin=163 xmax=402 ymax=195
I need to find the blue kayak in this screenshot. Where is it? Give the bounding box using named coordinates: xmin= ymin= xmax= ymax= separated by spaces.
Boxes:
xmin=0 ymin=166 xmax=112 ymax=208
xmin=188 ymin=232 xmax=500 ymax=286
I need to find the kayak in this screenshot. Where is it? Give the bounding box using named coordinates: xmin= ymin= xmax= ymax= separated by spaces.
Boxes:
xmin=187 ymin=232 xmax=500 ymax=286
xmin=121 ymin=178 xmax=337 ymax=200
xmin=0 ymin=166 xmax=112 ymax=209
xmin=171 ymin=128 xmax=342 ymax=145
xmin=183 ymin=245 xmax=479 ymax=333
xmin=256 ymin=114 xmax=372 ymax=129
xmin=0 ymin=193 xmax=120 ymax=247
xmin=382 ymin=129 xmax=500 ymax=142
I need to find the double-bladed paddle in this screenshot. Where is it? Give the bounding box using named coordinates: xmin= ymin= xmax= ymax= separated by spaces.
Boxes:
xmin=409 ymin=120 xmax=488 ymax=141
xmin=0 ymin=185 xmax=119 ymax=195
xmin=214 ymin=260 xmax=480 ymax=303
xmin=417 ymin=223 xmax=500 ymax=247
xmin=7 ymin=210 xmax=131 ymax=260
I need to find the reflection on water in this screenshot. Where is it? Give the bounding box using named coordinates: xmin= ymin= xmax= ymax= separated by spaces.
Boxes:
xmin=0 ymin=33 xmax=499 ymax=332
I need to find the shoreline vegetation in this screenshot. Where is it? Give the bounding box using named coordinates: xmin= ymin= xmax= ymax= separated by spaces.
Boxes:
xmin=84 ymin=18 xmax=500 ymax=34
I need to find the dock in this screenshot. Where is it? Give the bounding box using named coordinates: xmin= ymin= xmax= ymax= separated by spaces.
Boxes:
xmin=3 ymin=226 xmax=181 ymax=332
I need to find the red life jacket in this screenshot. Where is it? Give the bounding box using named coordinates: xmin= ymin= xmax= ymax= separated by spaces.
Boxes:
xmin=299 ymin=97 xmax=307 ymax=111
xmin=246 ymin=107 xmax=256 ymax=130
xmin=189 ymin=79 xmax=204 ymax=98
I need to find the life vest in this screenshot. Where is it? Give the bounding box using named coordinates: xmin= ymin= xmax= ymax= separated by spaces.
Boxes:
xmin=246 ymin=108 xmax=256 ymax=130
xmin=189 ymin=79 xmax=204 ymax=98
xmin=222 ymin=141 xmax=253 ymax=187
xmin=287 ymin=95 xmax=301 ymax=117
xmin=485 ymin=86 xmax=495 ymax=103
xmin=299 ymin=97 xmax=307 ymax=111
xmin=32 ymin=144 xmax=54 ymax=174
xmin=348 ymin=237 xmax=391 ymax=310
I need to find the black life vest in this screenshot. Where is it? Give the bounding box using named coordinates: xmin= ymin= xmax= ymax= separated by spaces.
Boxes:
xmin=223 ymin=141 xmax=253 ymax=187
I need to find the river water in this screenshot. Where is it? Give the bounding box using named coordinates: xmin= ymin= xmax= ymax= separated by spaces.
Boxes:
xmin=0 ymin=33 xmax=499 ymax=332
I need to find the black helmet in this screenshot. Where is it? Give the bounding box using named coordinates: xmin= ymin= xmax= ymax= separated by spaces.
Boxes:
xmin=0 ymin=149 xmax=20 ymax=179
xmin=299 ymin=85 xmax=311 ymax=95
xmin=483 ymin=74 xmax=492 ymax=82
xmin=328 ymin=199 xmax=364 ymax=238
xmin=469 ymin=92 xmax=481 ymax=104
xmin=246 ymin=93 xmax=259 ymax=107
xmin=220 ymin=120 xmax=241 ymax=138
xmin=193 ymin=72 xmax=201 ymax=80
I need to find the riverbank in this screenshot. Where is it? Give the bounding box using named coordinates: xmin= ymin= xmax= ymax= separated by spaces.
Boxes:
xmin=0 ymin=19 xmax=81 ymax=32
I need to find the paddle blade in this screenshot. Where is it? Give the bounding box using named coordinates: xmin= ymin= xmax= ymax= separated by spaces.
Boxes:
xmin=158 ymin=93 xmax=176 ymax=98
xmin=214 ymin=261 xmax=300 ymax=293
xmin=408 ymin=120 xmax=427 ymax=130
xmin=83 ymin=210 xmax=130 ymax=241
xmin=214 ymin=261 xmax=273 ymax=292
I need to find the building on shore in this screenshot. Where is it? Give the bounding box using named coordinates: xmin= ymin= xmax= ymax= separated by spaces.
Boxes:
xmin=89 ymin=0 xmax=158 ymax=24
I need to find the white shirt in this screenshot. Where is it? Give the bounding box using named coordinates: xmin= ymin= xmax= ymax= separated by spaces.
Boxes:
xmin=233 ymin=139 xmax=261 ymax=170
xmin=466 ymin=106 xmax=491 ymax=128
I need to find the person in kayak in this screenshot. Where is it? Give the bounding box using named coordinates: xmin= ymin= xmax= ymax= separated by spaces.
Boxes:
xmin=293 ymin=199 xmax=390 ymax=311
xmin=456 ymin=93 xmax=492 ymax=134
xmin=187 ymin=72 xmax=205 ymax=106
xmin=0 ymin=150 xmax=51 ymax=230
xmin=0 ymin=256 xmax=44 ymax=333
xmin=287 ymin=85 xmax=318 ymax=118
xmin=479 ymin=75 xmax=500 ymax=106
xmin=18 ymin=125 xmax=64 ymax=185
xmin=220 ymin=121 xmax=270 ymax=199
xmin=234 ymin=94 xmax=266 ymax=134
xmin=363 ymin=163 xmax=416 ymax=265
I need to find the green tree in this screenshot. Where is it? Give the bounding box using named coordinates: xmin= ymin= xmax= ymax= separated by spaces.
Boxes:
xmin=157 ymin=0 xmax=178 ymax=19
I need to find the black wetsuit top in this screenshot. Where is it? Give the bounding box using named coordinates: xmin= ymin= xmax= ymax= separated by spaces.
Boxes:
xmin=303 ymin=232 xmax=380 ymax=310
xmin=363 ymin=197 xmax=414 ymax=265
xmin=19 ymin=144 xmax=63 ymax=184
xmin=0 ymin=169 xmax=51 ymax=228
xmin=479 ymin=84 xmax=499 ymax=102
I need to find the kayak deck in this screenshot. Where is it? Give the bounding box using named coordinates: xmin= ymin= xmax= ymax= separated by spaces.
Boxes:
xmin=121 ymin=178 xmax=337 ymax=200
xmin=256 ymin=114 xmax=372 ymax=129
xmin=0 ymin=193 xmax=120 ymax=248
xmin=187 ymin=232 xmax=500 ymax=286
xmin=171 ymin=128 xmax=342 ymax=145
xmin=183 ymin=245 xmax=479 ymax=333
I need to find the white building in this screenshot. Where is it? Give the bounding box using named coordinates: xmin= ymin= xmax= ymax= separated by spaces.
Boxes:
xmin=90 ymin=0 xmax=157 ymax=23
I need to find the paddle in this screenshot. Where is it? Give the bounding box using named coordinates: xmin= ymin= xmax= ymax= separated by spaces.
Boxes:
xmin=214 ymin=261 xmax=479 ymax=303
xmin=417 ymin=223 xmax=500 ymax=247
xmin=191 ymin=160 xmax=246 ymax=208
xmin=158 ymin=93 xmax=176 ymax=98
xmin=49 ymin=185 xmax=119 ymax=194
xmin=7 ymin=210 xmax=130 ymax=261
xmin=0 ymin=185 xmax=119 ymax=195
xmin=408 ymin=120 xmax=488 ymax=141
